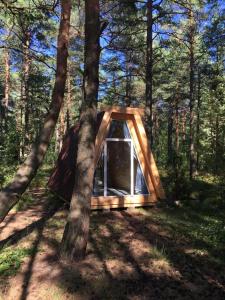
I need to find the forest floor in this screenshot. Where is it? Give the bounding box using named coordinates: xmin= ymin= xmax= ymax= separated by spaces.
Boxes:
xmin=0 ymin=171 xmax=225 ymax=300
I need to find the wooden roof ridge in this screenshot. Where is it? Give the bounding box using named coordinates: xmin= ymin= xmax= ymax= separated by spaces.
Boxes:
xmin=98 ymin=105 xmax=145 ymax=116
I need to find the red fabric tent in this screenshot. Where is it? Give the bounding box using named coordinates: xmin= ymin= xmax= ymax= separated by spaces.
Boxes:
xmin=47 ymin=111 xmax=105 ymax=201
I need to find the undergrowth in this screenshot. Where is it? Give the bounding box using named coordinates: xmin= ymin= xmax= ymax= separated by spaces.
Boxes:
xmin=0 ymin=246 xmax=35 ymax=277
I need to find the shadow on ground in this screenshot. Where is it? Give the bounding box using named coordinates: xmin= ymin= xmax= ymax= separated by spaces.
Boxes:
xmin=0 ymin=195 xmax=225 ymax=300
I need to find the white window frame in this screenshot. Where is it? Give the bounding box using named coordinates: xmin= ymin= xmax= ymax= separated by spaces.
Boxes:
xmin=103 ymin=138 xmax=134 ymax=197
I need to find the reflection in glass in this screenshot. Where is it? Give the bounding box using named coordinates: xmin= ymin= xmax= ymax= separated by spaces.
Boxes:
xmin=93 ymin=119 xmax=150 ymax=197
xmin=93 ymin=150 xmax=104 ymax=196
xmin=107 ymin=120 xmax=131 ymax=139
xmin=107 ymin=141 xmax=131 ymax=196
xmin=133 ymin=147 xmax=149 ymax=195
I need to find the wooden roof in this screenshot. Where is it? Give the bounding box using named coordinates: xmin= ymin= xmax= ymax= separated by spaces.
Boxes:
xmin=48 ymin=106 xmax=165 ymax=209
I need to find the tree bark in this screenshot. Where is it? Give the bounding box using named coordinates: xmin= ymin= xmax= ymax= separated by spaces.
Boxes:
xmin=66 ymin=62 xmax=71 ymax=130
xmin=196 ymin=69 xmax=201 ymax=173
xmin=174 ymin=95 xmax=179 ymax=200
xmin=214 ymin=114 xmax=219 ymax=174
xmin=145 ymin=0 xmax=154 ymax=147
xmin=181 ymin=109 xmax=186 ymax=143
xmin=19 ymin=31 xmax=31 ymax=159
xmin=3 ymin=48 xmax=10 ymax=130
xmin=125 ymin=52 xmax=132 ymax=106
xmin=167 ymin=101 xmax=174 ymax=166
xmin=175 ymin=97 xmax=179 ymax=156
xmin=189 ymin=8 xmax=196 ymax=179
xmin=0 ymin=0 xmax=71 ymax=223
xmin=60 ymin=0 xmax=100 ymax=262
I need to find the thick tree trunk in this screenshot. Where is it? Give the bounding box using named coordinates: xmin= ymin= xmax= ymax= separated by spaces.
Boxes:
xmin=145 ymin=0 xmax=154 ymax=147
xmin=59 ymin=104 xmax=66 ymax=150
xmin=60 ymin=0 xmax=100 ymax=261
xmin=0 ymin=0 xmax=71 ymax=223
xmin=66 ymin=62 xmax=71 ymax=130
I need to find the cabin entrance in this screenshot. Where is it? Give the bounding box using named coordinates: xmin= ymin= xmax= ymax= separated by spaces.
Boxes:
xmin=93 ymin=119 xmax=149 ymax=197
xmin=48 ymin=106 xmax=166 ymax=209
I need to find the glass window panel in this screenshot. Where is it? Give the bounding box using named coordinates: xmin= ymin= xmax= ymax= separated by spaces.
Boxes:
xmin=133 ymin=147 xmax=149 ymax=195
xmin=107 ymin=120 xmax=131 ymax=139
xmin=93 ymin=150 xmax=104 ymax=196
xmin=107 ymin=141 xmax=131 ymax=196
xmin=93 ymin=119 xmax=150 ymax=197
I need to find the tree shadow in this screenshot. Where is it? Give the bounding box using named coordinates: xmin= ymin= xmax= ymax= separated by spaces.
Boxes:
xmin=45 ymin=210 xmax=225 ymax=299
xmin=1 ymin=206 xmax=225 ymax=299
xmin=0 ymin=197 xmax=62 ymax=300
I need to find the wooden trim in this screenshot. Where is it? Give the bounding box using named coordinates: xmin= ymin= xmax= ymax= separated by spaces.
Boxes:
xmin=111 ymin=112 xmax=134 ymax=120
xmin=92 ymin=106 xmax=165 ymax=210
xmin=99 ymin=105 xmax=145 ymax=116
xmin=126 ymin=118 xmax=156 ymax=198
xmin=94 ymin=110 xmax=112 ymax=167
xmin=133 ymin=113 xmax=166 ymax=199
xmin=91 ymin=194 xmax=156 ymax=209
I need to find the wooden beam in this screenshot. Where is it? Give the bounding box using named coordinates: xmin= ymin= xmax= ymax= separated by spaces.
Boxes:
xmin=99 ymin=105 xmax=145 ymax=116
xmin=133 ymin=114 xmax=166 ymax=199
xmin=126 ymin=118 xmax=156 ymax=198
xmin=91 ymin=194 xmax=156 ymax=209
xmin=92 ymin=105 xmax=165 ymax=211
xmin=94 ymin=110 xmax=111 ymax=167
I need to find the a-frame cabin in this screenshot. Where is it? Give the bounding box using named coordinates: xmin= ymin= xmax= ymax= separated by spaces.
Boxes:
xmin=48 ymin=106 xmax=165 ymax=209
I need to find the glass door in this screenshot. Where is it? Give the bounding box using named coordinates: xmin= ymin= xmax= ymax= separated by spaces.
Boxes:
xmin=92 ymin=119 xmax=149 ymax=197
xmin=104 ymin=138 xmax=134 ymax=196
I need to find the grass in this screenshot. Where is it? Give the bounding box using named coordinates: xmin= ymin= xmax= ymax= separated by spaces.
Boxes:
xmin=0 ymin=246 xmax=35 ymax=277
xmin=0 ymin=164 xmax=18 ymax=188
xmin=15 ymin=193 xmax=34 ymax=211
xmin=0 ymin=170 xmax=225 ymax=299
xmin=148 ymin=244 xmax=168 ymax=261
xmin=140 ymin=205 xmax=225 ymax=266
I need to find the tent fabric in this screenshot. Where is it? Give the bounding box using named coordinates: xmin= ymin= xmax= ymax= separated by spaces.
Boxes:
xmin=47 ymin=111 xmax=105 ymax=201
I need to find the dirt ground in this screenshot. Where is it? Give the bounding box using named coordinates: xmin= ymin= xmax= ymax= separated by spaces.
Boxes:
xmin=0 ymin=189 xmax=225 ymax=300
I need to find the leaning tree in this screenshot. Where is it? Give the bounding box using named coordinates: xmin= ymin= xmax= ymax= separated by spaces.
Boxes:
xmin=0 ymin=0 xmax=72 ymax=223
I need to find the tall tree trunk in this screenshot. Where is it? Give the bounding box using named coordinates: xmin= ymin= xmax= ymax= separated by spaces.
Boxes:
xmin=66 ymin=62 xmax=71 ymax=130
xmin=174 ymin=95 xmax=179 ymax=200
xmin=59 ymin=104 xmax=65 ymax=150
xmin=145 ymin=0 xmax=153 ymax=147
xmin=196 ymin=69 xmax=201 ymax=173
xmin=125 ymin=52 xmax=132 ymax=106
xmin=181 ymin=109 xmax=186 ymax=143
xmin=175 ymin=97 xmax=179 ymax=156
xmin=20 ymin=31 xmax=31 ymax=159
xmin=189 ymin=8 xmax=196 ymax=179
xmin=55 ymin=123 xmax=61 ymax=154
xmin=0 ymin=0 xmax=71 ymax=223
xmin=214 ymin=114 xmax=219 ymax=174
xmin=3 ymin=48 xmax=10 ymax=131
xmin=167 ymin=102 xmax=173 ymax=166
xmin=60 ymin=0 xmax=100 ymax=261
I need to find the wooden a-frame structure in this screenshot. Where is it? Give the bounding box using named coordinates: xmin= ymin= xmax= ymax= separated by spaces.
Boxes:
xmin=91 ymin=106 xmax=165 ymax=209
xmin=48 ymin=106 xmax=165 ymax=209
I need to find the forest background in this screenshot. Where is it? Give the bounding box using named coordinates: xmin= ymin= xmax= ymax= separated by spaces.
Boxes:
xmin=0 ymin=0 xmax=224 ymax=205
